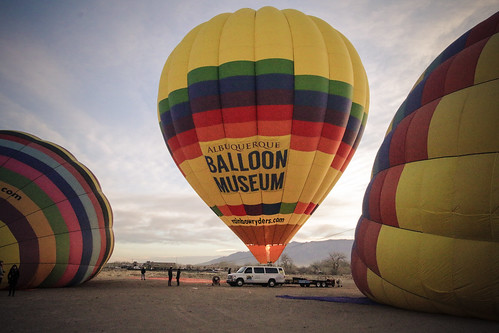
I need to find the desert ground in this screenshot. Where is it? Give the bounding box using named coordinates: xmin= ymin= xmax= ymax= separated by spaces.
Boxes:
xmin=1 ymin=269 xmax=497 ymax=332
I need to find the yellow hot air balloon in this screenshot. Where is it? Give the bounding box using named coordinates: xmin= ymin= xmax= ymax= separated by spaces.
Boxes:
xmin=158 ymin=7 xmax=369 ymax=263
xmin=352 ymin=12 xmax=499 ymax=320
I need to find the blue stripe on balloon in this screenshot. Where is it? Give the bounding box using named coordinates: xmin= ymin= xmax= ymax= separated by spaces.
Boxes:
xmin=256 ymin=73 xmax=294 ymax=90
xmin=220 ymin=75 xmax=255 ymax=94
xmin=372 ymin=131 xmax=393 ymax=175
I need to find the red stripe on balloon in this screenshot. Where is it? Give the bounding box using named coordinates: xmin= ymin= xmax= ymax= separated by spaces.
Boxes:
xmin=181 ymin=143 xmax=203 ymax=161
xmin=175 ymin=128 xmax=199 ymax=148
xmin=304 ymin=202 xmax=317 ymax=215
xmin=290 ymin=136 xmax=320 ymax=152
xmin=293 ymin=201 xmax=308 ymax=214
xmin=354 ymin=217 xmax=381 ymax=276
xmin=321 ymin=123 xmax=346 ymax=141
xmin=257 ymin=104 xmax=293 ymax=121
xmin=404 ymin=99 xmax=438 ymax=162
xmin=389 ymin=113 xmax=414 ymax=167
xmin=195 ymin=124 xmax=225 ymax=142
xmin=464 ymin=12 xmax=499 ymax=47
xmin=379 ymin=165 xmax=403 ymax=228
xmin=421 ymin=58 xmax=451 ymax=105
xmin=367 ymin=170 xmax=387 ymax=223
xmin=224 ymin=122 xmax=257 ymax=138
xmin=167 ymin=136 xmax=181 ymax=153
xmin=351 ymin=248 xmax=372 ymax=296
xmin=291 ymin=120 xmax=323 ymax=137
xmin=317 ymin=137 xmax=341 ymax=155
xmin=192 ymin=108 xmax=223 ymax=127
xmin=258 ymin=120 xmax=292 ymax=136
xmin=228 ymin=204 xmax=246 ymax=216
xmin=444 ymin=38 xmax=486 ymax=95
xmin=222 ymin=106 xmax=257 ymax=123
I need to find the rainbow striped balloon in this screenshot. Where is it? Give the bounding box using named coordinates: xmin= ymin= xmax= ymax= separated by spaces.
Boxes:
xmin=0 ymin=131 xmax=114 ymax=288
xmin=158 ymin=7 xmax=369 ymax=263
xmin=352 ymin=12 xmax=499 ymax=320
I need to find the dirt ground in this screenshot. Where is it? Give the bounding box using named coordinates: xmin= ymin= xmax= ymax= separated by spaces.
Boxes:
xmin=1 ymin=270 xmax=497 ymax=332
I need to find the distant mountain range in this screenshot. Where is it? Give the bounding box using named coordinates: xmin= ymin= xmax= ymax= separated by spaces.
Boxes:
xmin=200 ymin=239 xmax=354 ymax=267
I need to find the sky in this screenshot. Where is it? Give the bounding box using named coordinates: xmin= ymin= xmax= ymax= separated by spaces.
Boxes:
xmin=1 ymin=0 xmax=497 ymax=264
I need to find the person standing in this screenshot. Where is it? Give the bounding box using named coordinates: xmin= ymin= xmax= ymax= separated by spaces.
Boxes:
xmin=176 ymin=268 xmax=181 ymax=286
xmin=168 ymin=266 xmax=173 ymax=286
xmin=8 ymin=264 xmax=20 ymax=297
xmin=0 ymin=261 xmax=5 ymax=286
xmin=140 ymin=266 xmax=146 ymax=280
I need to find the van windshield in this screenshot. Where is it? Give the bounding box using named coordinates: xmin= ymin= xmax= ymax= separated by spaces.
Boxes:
xmin=236 ymin=267 xmax=246 ymax=273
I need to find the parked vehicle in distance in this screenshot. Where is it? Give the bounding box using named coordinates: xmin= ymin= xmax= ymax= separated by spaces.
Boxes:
xmin=227 ymin=266 xmax=285 ymax=287
xmin=285 ymin=276 xmax=336 ymax=288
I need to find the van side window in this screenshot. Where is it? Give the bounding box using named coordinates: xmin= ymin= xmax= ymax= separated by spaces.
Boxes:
xmin=278 ymin=268 xmax=284 ymax=274
xmin=265 ymin=267 xmax=278 ymax=274
xmin=244 ymin=267 xmax=253 ymax=274
xmin=254 ymin=267 xmax=264 ymax=274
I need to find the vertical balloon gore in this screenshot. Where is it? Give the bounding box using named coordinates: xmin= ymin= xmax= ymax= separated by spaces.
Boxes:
xmin=158 ymin=7 xmax=369 ymax=263
xmin=0 ymin=130 xmax=114 ymax=288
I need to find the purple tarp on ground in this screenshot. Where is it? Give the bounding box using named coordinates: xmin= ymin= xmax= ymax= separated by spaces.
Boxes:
xmin=276 ymin=295 xmax=378 ymax=305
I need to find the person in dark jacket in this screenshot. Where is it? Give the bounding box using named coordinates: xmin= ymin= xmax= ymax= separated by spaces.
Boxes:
xmin=140 ymin=266 xmax=146 ymax=280
xmin=0 ymin=261 xmax=5 ymax=285
xmin=8 ymin=264 xmax=20 ymax=297
xmin=176 ymin=268 xmax=181 ymax=286
xmin=168 ymin=266 xmax=173 ymax=286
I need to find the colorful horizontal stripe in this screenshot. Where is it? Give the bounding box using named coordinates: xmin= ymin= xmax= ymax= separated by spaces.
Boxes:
xmin=0 ymin=130 xmax=114 ymax=289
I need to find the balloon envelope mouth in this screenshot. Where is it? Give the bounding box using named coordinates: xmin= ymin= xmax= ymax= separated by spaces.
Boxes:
xmin=247 ymin=244 xmax=286 ymax=264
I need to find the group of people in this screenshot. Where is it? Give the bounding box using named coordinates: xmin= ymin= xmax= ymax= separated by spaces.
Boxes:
xmin=140 ymin=265 xmax=181 ymax=286
xmin=168 ymin=266 xmax=181 ymax=286
xmin=0 ymin=261 xmax=20 ymax=296
xmin=2 ymin=260 xmax=182 ymax=296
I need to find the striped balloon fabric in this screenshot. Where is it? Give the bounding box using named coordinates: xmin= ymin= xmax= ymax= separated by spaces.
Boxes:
xmin=0 ymin=130 xmax=114 ymax=288
xmin=158 ymin=7 xmax=369 ymax=263
xmin=352 ymin=12 xmax=499 ymax=320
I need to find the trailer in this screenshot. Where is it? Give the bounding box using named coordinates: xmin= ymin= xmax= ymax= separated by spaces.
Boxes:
xmin=285 ymin=276 xmax=336 ymax=288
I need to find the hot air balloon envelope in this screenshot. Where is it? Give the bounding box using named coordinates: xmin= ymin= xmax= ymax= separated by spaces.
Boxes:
xmin=158 ymin=7 xmax=369 ymax=263
xmin=0 ymin=130 xmax=114 ymax=288
xmin=352 ymin=12 xmax=499 ymax=320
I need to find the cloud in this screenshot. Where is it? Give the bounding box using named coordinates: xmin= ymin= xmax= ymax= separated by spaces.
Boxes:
xmin=216 ymin=248 xmax=240 ymax=253
xmin=111 ymin=192 xmax=239 ymax=244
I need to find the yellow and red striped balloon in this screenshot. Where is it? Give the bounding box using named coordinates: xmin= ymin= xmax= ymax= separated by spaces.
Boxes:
xmin=352 ymin=12 xmax=499 ymax=320
xmin=0 ymin=131 xmax=114 ymax=288
xmin=158 ymin=7 xmax=369 ymax=263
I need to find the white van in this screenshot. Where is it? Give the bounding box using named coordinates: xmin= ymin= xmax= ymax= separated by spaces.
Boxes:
xmin=226 ymin=266 xmax=285 ymax=287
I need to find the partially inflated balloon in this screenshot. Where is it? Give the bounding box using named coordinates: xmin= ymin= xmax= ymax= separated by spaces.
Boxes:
xmin=352 ymin=12 xmax=499 ymax=320
xmin=158 ymin=7 xmax=369 ymax=263
xmin=0 ymin=131 xmax=114 ymax=288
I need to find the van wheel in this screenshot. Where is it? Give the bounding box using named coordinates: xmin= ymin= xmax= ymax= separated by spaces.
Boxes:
xmin=236 ymin=279 xmax=244 ymax=287
xmin=268 ymin=279 xmax=276 ymax=287
xmin=321 ymin=282 xmax=327 ymax=288
xmin=316 ymin=282 xmax=321 ymax=288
